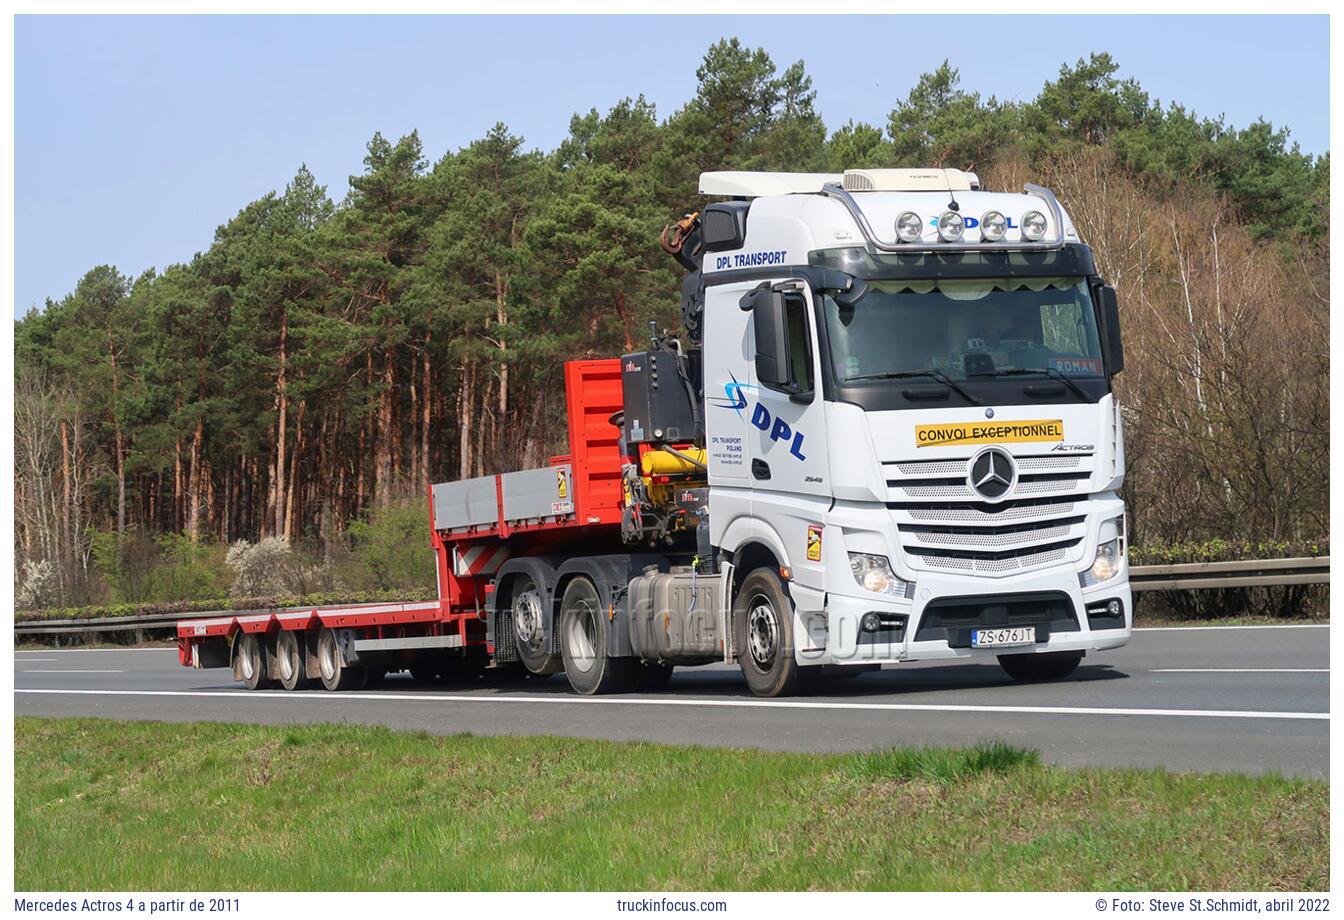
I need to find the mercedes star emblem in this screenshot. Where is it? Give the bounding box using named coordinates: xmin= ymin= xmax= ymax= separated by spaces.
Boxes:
xmin=969 ymin=448 xmax=1015 ymax=500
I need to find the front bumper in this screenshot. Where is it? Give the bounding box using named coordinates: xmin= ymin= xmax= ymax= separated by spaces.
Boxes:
xmin=794 ymin=569 xmax=1131 ymax=666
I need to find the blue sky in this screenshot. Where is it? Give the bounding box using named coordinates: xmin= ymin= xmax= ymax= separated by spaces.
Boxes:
xmin=14 ymin=14 xmax=1329 ymax=316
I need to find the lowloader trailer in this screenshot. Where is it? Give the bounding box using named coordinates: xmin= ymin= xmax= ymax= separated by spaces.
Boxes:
xmin=178 ymin=168 xmax=1132 ymax=698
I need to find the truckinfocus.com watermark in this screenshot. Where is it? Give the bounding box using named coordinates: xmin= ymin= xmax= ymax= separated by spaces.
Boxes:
xmin=615 ymin=898 xmax=729 ymax=912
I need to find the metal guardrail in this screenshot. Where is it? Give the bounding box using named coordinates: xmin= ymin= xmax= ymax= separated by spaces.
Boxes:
xmin=1129 ymin=556 xmax=1330 ymax=592
xmin=14 ymin=558 xmax=1329 ymax=638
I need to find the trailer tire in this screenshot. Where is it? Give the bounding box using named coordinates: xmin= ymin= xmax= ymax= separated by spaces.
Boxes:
xmin=237 ymin=632 xmax=273 ymax=691
xmin=997 ymin=651 xmax=1083 ymax=682
xmin=509 ymin=574 xmax=562 ymax=676
xmin=317 ymin=628 xmax=365 ymax=692
xmin=275 ymin=630 xmax=313 ymax=691
xmin=734 ymin=567 xmax=802 ymax=697
xmin=559 ymin=576 xmax=636 ymax=695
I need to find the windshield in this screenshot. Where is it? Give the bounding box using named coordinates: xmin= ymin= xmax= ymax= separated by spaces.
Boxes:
xmin=823 ymin=277 xmax=1105 ymax=384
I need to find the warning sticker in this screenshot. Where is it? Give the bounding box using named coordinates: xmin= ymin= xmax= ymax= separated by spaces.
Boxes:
xmin=556 ymin=469 xmax=569 ymax=499
xmin=915 ymin=419 xmax=1064 ymax=448
xmin=806 ymin=525 xmax=822 ymax=562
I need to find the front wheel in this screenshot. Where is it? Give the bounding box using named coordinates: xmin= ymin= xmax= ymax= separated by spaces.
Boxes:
xmin=733 ymin=567 xmax=802 ymax=697
xmin=559 ymin=577 xmax=635 ymax=695
xmin=998 ymin=650 xmax=1083 ymax=682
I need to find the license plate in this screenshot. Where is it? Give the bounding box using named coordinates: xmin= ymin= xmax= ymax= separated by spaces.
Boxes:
xmin=971 ymin=626 xmax=1037 ymax=648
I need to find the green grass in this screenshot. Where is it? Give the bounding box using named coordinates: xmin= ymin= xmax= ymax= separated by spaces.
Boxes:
xmin=14 ymin=718 xmax=1327 ymax=892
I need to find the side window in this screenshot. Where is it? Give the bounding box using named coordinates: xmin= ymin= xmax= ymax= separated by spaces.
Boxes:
xmin=784 ymin=293 xmax=814 ymax=394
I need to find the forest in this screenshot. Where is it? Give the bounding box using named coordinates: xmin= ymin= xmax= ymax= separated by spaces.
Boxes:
xmin=13 ymin=40 xmax=1330 ymax=612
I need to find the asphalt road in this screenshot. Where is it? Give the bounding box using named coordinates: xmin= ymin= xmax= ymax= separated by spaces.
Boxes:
xmin=14 ymin=624 xmax=1329 ymax=778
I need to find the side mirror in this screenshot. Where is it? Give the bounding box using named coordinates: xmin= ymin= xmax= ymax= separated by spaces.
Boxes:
xmin=750 ymin=290 xmax=792 ymax=389
xmin=1099 ymin=285 xmax=1124 ymax=375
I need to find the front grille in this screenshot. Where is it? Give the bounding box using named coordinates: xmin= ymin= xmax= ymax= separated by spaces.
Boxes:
xmin=885 ymin=452 xmax=1095 ymax=574
xmin=889 ymin=472 xmax=1090 ymax=502
xmin=889 ymin=455 xmax=1083 ymax=477
xmin=903 ymin=516 xmax=1083 ymax=549
xmin=912 ymin=543 xmax=1075 ymax=574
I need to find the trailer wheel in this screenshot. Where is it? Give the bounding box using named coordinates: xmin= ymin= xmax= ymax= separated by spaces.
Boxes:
xmin=276 ymin=630 xmax=313 ymax=691
xmin=733 ymin=567 xmax=802 ymax=697
xmin=236 ymin=632 xmax=273 ymax=691
xmin=559 ymin=577 xmax=635 ymax=695
xmin=316 ymin=628 xmax=365 ymax=692
xmin=998 ymin=651 xmax=1083 ymax=682
xmin=510 ymin=574 xmax=562 ymax=676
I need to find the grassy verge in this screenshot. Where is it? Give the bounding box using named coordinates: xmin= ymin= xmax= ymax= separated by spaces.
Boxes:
xmin=15 ymin=718 xmax=1327 ymax=891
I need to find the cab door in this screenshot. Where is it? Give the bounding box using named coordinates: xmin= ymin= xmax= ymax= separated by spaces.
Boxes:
xmin=742 ymin=281 xmax=831 ymax=503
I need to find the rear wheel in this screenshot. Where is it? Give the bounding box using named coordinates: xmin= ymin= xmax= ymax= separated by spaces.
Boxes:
xmin=734 ymin=567 xmax=802 ymax=697
xmin=236 ymin=632 xmax=273 ymax=691
xmin=559 ymin=577 xmax=636 ymax=695
xmin=512 ymin=574 xmax=562 ymax=676
xmin=275 ymin=630 xmax=313 ymax=691
xmin=317 ymin=628 xmax=366 ymax=691
xmin=998 ymin=651 xmax=1083 ymax=682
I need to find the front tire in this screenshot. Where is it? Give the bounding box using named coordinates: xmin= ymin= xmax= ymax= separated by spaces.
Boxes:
xmin=733 ymin=567 xmax=802 ymax=697
xmin=317 ymin=628 xmax=366 ymax=691
xmin=998 ymin=650 xmax=1084 ymax=682
xmin=559 ymin=577 xmax=636 ymax=695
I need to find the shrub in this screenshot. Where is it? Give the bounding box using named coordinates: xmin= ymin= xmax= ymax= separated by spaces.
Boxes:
xmin=225 ymin=537 xmax=330 ymax=599
xmin=1131 ymin=537 xmax=1328 ymax=620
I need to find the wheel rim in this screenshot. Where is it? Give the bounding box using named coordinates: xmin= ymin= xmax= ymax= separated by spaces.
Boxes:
xmin=513 ymin=581 xmax=546 ymax=653
xmin=564 ymin=595 xmax=599 ymax=674
xmin=746 ymin=595 xmax=779 ymax=669
xmin=278 ymin=636 xmax=295 ymax=681
xmin=239 ymin=637 xmax=255 ymax=680
xmin=319 ymin=634 xmax=338 ymax=681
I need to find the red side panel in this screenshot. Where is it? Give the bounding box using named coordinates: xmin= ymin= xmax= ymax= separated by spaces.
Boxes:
xmin=564 ymin=359 xmax=624 ymax=525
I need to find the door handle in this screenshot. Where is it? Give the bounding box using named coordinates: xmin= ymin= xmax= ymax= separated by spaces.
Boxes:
xmin=751 ymin=459 xmax=771 ymax=480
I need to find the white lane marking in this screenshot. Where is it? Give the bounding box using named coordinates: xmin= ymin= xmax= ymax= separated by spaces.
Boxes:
xmin=1135 ymin=624 xmax=1328 ymax=632
xmin=1153 ymin=668 xmax=1329 ymax=673
xmin=22 ymin=669 xmax=127 ymax=674
xmin=14 ymin=688 xmax=1328 ymax=722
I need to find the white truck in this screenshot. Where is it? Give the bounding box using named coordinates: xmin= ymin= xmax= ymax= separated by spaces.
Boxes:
xmin=179 ymin=167 xmax=1132 ymax=698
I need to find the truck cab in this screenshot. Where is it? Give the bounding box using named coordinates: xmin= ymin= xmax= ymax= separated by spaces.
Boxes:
xmin=693 ymin=168 xmax=1130 ymax=693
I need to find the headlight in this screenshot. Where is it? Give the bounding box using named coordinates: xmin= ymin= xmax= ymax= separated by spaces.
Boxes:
xmin=849 ymin=553 xmax=912 ymax=598
xmin=895 ymin=211 xmax=923 ymax=243
xmin=1081 ymin=518 xmax=1126 ymax=587
xmin=980 ymin=210 xmax=1007 ymax=241
xmin=936 ymin=210 xmax=965 ymax=242
xmin=1020 ymin=210 xmax=1048 ymax=241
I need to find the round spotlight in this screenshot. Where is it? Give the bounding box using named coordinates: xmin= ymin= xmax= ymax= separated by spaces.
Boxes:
xmin=860 ymin=612 xmax=883 ymax=633
xmin=980 ymin=210 xmax=1008 ymax=242
xmin=936 ymin=210 xmax=965 ymax=242
xmin=895 ymin=211 xmax=924 ymax=243
xmin=1021 ymin=210 xmax=1048 ymax=242
xmin=1107 ymin=599 xmax=1122 ymax=617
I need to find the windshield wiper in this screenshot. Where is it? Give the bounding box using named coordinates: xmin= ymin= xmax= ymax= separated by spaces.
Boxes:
xmin=845 ymin=369 xmax=982 ymax=406
xmin=969 ymin=367 xmax=1091 ymax=401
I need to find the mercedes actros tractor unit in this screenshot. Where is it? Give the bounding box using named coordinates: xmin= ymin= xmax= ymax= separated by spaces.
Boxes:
xmin=177 ymin=168 xmax=1132 ymax=698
